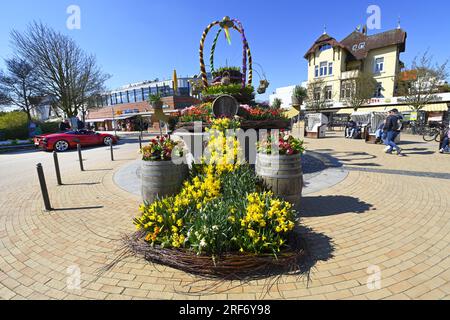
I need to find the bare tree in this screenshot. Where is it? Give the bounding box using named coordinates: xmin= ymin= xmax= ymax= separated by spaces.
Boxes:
xmin=343 ymin=71 xmax=378 ymax=111
xmin=397 ymin=51 xmax=449 ymax=111
xmin=305 ymin=78 xmax=331 ymax=113
xmin=0 ymin=58 xmax=42 ymax=123
xmin=10 ymin=22 xmax=110 ymax=119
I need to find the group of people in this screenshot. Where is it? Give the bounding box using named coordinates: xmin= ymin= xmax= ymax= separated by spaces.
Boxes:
xmin=379 ymin=108 xmax=404 ymax=155
xmin=374 ymin=108 xmax=450 ymax=155
xmin=59 ymin=118 xmax=86 ymax=132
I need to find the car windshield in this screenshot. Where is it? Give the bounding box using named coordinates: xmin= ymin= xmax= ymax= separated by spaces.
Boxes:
xmin=65 ymin=130 xmax=96 ymax=135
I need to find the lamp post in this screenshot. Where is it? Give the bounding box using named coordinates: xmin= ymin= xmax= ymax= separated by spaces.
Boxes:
xmin=112 ymin=105 xmax=117 ymax=137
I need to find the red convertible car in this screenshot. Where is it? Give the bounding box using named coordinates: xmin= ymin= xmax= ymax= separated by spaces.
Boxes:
xmin=34 ymin=130 xmax=118 ymax=152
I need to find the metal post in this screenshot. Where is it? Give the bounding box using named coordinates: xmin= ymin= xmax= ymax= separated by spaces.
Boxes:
xmin=77 ymin=144 xmax=84 ymax=171
xmin=36 ymin=163 xmax=52 ymax=211
xmin=110 ymin=141 xmax=114 ymax=161
xmin=139 ymin=135 xmax=142 ymax=150
xmin=53 ymin=151 xmax=63 ymax=186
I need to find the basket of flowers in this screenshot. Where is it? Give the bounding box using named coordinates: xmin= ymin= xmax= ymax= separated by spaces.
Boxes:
xmin=140 ymin=135 xmax=188 ymax=204
xmin=118 ymin=119 xmax=307 ymax=280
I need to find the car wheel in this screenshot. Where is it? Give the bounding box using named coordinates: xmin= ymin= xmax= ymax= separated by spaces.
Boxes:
xmin=103 ymin=136 xmax=113 ymax=146
xmin=54 ymin=140 xmax=69 ymax=152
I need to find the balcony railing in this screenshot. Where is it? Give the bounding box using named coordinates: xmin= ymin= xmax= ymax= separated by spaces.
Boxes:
xmin=341 ymin=70 xmax=360 ymax=80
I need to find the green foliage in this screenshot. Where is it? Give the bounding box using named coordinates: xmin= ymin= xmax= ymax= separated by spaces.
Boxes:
xmin=292 ymin=85 xmax=307 ymax=99
xmin=271 ymin=98 xmax=283 ymax=110
xmin=0 ymin=111 xmax=60 ymax=140
xmin=186 ymin=165 xmax=261 ymax=256
xmin=212 ymin=66 xmax=241 ymax=77
xmin=0 ymin=111 xmax=28 ymax=140
xmin=148 ymin=93 xmax=162 ymax=104
xmin=202 ymin=84 xmax=254 ymax=96
xmin=39 ymin=121 xmax=59 ymax=134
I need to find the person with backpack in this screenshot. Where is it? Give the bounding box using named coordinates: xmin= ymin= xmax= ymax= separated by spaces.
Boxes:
xmin=439 ymin=123 xmax=450 ymax=154
xmin=383 ymin=109 xmax=403 ymax=155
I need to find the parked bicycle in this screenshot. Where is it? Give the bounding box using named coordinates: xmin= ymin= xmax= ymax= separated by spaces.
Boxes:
xmin=422 ymin=122 xmax=447 ymax=142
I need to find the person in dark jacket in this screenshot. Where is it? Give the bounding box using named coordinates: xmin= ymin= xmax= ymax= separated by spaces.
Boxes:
xmin=77 ymin=118 xmax=85 ymax=130
xmin=439 ymin=123 xmax=450 ymax=153
xmin=383 ymin=109 xmax=403 ymax=155
xmin=59 ymin=120 xmax=71 ymax=132
xmin=345 ymin=120 xmax=357 ymax=138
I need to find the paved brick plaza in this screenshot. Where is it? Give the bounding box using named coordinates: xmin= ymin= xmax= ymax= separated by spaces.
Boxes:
xmin=0 ymin=133 xmax=449 ymax=300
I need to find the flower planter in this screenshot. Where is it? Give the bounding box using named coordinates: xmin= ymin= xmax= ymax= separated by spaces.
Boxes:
xmin=291 ymin=96 xmax=304 ymax=106
xmin=240 ymin=119 xmax=291 ymax=130
xmin=122 ymin=230 xmax=306 ymax=280
xmin=141 ymin=160 xmax=188 ymax=204
xmin=256 ymin=153 xmax=303 ymax=207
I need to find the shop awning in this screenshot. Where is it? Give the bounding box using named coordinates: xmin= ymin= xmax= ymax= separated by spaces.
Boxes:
xmin=422 ymin=103 xmax=449 ymax=112
xmin=85 ymin=118 xmax=109 ymax=123
xmin=86 ymin=114 xmax=137 ymax=123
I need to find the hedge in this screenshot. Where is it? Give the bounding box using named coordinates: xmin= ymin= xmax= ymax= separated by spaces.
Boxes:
xmin=0 ymin=111 xmax=60 ymax=141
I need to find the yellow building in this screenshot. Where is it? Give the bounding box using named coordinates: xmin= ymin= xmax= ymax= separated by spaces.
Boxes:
xmin=304 ymin=27 xmax=407 ymax=105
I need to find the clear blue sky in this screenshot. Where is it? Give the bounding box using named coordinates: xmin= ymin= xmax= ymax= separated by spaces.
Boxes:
xmin=0 ymin=0 xmax=449 ymax=101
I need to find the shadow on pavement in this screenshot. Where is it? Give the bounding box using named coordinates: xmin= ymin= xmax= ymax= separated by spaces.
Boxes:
xmin=300 ymin=195 xmax=374 ymax=217
xmin=52 ymin=206 xmax=104 ymax=212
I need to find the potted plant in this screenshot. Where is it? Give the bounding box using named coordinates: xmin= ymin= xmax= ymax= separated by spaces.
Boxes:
xmin=256 ymin=131 xmax=305 ymax=207
xmin=292 ymin=85 xmax=307 ymax=106
xmin=141 ymin=135 xmax=187 ymax=204
xmin=148 ymin=93 xmax=163 ymax=109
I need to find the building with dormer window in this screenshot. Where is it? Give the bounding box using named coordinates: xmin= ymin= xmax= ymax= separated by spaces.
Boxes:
xmin=304 ymin=26 xmax=407 ymax=106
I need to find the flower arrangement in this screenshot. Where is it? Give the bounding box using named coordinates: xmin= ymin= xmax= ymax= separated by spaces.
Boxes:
xmin=141 ymin=135 xmax=184 ymax=161
xmin=179 ymin=103 xmax=212 ymax=123
xmin=240 ymin=105 xmax=287 ymax=121
xmin=257 ymin=131 xmax=305 ymax=156
xmin=134 ymin=119 xmax=298 ymax=258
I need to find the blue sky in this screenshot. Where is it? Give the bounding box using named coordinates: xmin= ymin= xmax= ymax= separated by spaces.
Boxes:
xmin=0 ymin=0 xmax=449 ymax=101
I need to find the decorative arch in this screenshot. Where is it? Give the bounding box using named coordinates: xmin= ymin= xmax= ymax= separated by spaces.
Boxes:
xmin=199 ymin=16 xmax=253 ymax=89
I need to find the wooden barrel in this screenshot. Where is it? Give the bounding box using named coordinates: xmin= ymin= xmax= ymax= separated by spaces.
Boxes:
xmin=256 ymin=153 xmax=303 ymax=207
xmin=141 ymin=160 xmax=188 ymax=204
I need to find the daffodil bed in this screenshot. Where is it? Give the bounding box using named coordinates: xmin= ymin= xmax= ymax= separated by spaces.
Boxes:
xmin=125 ymin=118 xmax=307 ymax=279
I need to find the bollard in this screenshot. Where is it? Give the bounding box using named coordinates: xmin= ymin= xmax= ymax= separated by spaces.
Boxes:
xmin=139 ymin=135 xmax=142 ymax=150
xmin=36 ymin=163 xmax=52 ymax=211
xmin=77 ymin=144 xmax=84 ymax=171
xmin=53 ymin=151 xmax=63 ymax=186
xmin=110 ymin=141 xmax=114 ymax=161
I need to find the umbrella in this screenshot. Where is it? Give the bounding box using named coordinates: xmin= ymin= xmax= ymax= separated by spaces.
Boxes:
xmin=173 ymin=69 xmax=178 ymax=95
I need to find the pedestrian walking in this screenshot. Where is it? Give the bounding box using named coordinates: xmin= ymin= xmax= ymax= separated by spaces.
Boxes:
xmin=383 ymin=109 xmax=403 ymax=155
xmin=439 ymin=123 xmax=450 ymax=154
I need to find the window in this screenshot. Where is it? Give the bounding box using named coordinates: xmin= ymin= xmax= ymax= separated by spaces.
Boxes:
xmin=314 ymin=88 xmax=321 ymax=100
xmin=320 ymin=62 xmax=327 ymax=77
xmin=128 ymin=90 xmax=136 ymax=103
xmin=328 ymin=62 xmax=333 ymax=76
xmin=325 ymin=86 xmax=333 ymax=100
xmin=341 ymin=81 xmax=353 ymax=99
xmin=374 ymin=82 xmax=383 ymax=98
xmin=319 ymin=44 xmax=332 ymax=52
xmin=315 ymin=66 xmax=319 ymax=78
xmin=375 ymin=57 xmax=384 ymax=73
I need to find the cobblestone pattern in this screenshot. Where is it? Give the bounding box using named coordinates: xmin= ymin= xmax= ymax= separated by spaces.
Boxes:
xmin=0 ymin=134 xmax=449 ymax=300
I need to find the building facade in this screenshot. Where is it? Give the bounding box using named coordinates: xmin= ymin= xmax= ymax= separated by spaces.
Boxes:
xmin=304 ymin=27 xmax=407 ymax=106
xmin=86 ymin=78 xmax=200 ymax=132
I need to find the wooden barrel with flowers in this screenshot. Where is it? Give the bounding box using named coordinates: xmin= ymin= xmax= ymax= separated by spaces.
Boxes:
xmin=141 ymin=136 xmax=188 ymax=204
xmin=255 ymin=133 xmax=304 ymax=207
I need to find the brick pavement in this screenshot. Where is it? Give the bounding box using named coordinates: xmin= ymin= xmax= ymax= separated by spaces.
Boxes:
xmin=0 ymin=133 xmax=449 ymax=300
